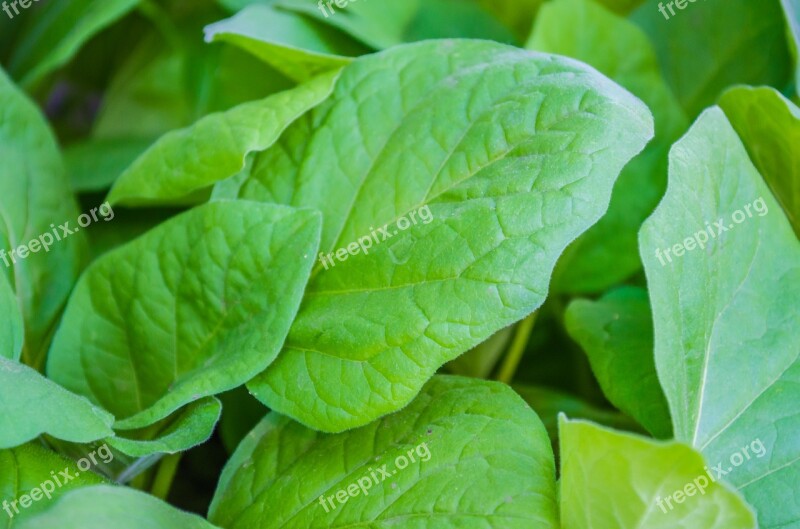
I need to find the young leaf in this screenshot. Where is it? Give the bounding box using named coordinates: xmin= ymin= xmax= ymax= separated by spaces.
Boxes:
xmin=15 ymin=485 xmax=220 ymax=529
xmin=106 ymin=70 xmax=340 ymax=206
xmin=209 ymin=376 xmax=558 ymax=529
xmin=204 ymin=5 xmax=366 ymax=82
xmin=528 ymin=0 xmax=687 ymax=293
xmin=0 ymin=357 xmax=115 ymax=449
xmin=0 ymin=443 xmax=105 ymax=526
xmin=640 ymin=108 xmax=800 ymax=529
xmin=565 ymin=286 xmax=672 ymax=438
xmin=237 ymin=39 xmax=654 ymax=432
xmin=47 ymin=202 xmax=321 ymax=436
xmin=560 ymin=417 xmax=757 ymax=528
xmin=7 ymin=0 xmax=139 ymax=88
xmin=107 ymin=397 xmax=222 ymax=457
xmin=719 ymin=85 xmax=800 ymax=236
xmin=631 ymin=0 xmax=791 ymax=117
xmin=0 ymin=68 xmax=86 ymax=370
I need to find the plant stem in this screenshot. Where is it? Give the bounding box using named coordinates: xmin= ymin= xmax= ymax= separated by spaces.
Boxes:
xmin=496 ymin=312 xmax=537 ymax=384
xmin=150 ymin=453 xmax=182 ymax=500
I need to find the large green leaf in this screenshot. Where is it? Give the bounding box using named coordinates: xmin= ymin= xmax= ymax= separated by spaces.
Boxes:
xmin=236 ymin=39 xmax=654 ymax=432
xmin=640 ymin=108 xmax=800 ymax=529
xmin=46 ymin=202 xmax=321 ymax=438
xmin=106 ymin=70 xmax=339 ymax=206
xmin=632 ymin=0 xmax=791 ymax=117
xmin=204 ymin=5 xmax=367 ymax=82
xmin=528 ymin=0 xmax=687 ymax=293
xmin=6 ymin=0 xmax=139 ymax=88
xmin=0 ymin=443 xmax=105 ymax=528
xmin=719 ymin=85 xmax=800 ymax=237
xmin=565 ymin=286 xmax=672 ymax=438
xmin=209 ymin=376 xmax=558 ymax=529
xmin=0 ymin=357 xmax=114 ymax=449
xmin=15 ymin=485 xmax=220 ymax=529
xmin=560 ymin=418 xmax=757 ymax=528
xmin=0 ymin=68 xmax=86 ymax=370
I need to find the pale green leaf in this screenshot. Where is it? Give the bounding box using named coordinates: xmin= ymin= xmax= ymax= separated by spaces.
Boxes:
xmin=560 ymin=417 xmax=757 ymax=528
xmin=107 ymin=70 xmax=339 ymax=206
xmin=640 ymin=107 xmax=800 ymax=529
xmin=15 ymin=485 xmax=220 ymax=529
xmin=237 ymin=39 xmax=654 ymax=432
xmin=46 ymin=202 xmax=321 ymax=437
xmin=209 ymin=376 xmax=558 ymax=529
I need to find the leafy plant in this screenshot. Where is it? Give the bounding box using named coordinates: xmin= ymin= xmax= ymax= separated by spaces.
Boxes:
xmin=0 ymin=0 xmax=797 ymax=527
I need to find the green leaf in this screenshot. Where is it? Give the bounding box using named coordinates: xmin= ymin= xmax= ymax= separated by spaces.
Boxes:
xmin=719 ymin=85 xmax=800 ymax=237
xmin=238 ymin=39 xmax=654 ymax=432
xmin=560 ymin=418 xmax=757 ymax=528
xmin=0 ymin=68 xmax=86 ymax=370
xmin=46 ymin=201 xmax=321 ymax=435
xmin=0 ymin=357 xmax=115 ymax=449
xmin=209 ymin=375 xmax=558 ymax=529
xmin=0 ymin=275 xmax=23 ymax=362
xmin=0 ymin=443 xmax=105 ymax=526
xmin=565 ymin=286 xmax=672 ymax=438
xmin=528 ymin=0 xmax=687 ymax=293
xmin=7 ymin=0 xmax=139 ymax=89
xmin=204 ymin=5 xmax=366 ymax=82
xmin=632 ymin=0 xmax=792 ymax=117
xmin=107 ymin=397 xmax=222 ymax=457
xmin=640 ymin=107 xmax=800 ymax=529
xmin=106 ymin=70 xmax=340 ymax=206
xmin=65 ymin=138 xmax=154 ymax=193
xmin=15 ymin=485 xmax=221 ymax=529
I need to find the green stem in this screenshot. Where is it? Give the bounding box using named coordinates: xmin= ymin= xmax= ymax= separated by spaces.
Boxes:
xmin=150 ymin=453 xmax=182 ymax=500
xmin=496 ymin=312 xmax=537 ymax=384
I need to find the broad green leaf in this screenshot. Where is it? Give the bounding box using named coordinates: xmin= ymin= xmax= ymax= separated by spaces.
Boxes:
xmin=65 ymin=138 xmax=154 ymax=193
xmin=560 ymin=418 xmax=757 ymax=529
xmin=0 ymin=68 xmax=86 ymax=370
xmin=632 ymin=0 xmax=792 ymax=117
xmin=640 ymin=107 xmax=800 ymax=529
xmin=277 ymin=0 xmax=516 ymax=49
xmin=238 ymin=39 xmax=654 ymax=432
xmin=15 ymin=485 xmax=220 ymax=529
xmin=565 ymin=286 xmax=672 ymax=438
xmin=209 ymin=376 xmax=558 ymax=529
xmin=47 ymin=201 xmax=321 ymax=435
xmin=0 ymin=357 xmax=114 ymax=449
xmin=719 ymin=85 xmax=800 ymax=237
xmin=7 ymin=0 xmax=139 ymax=88
xmin=528 ymin=0 xmax=687 ymax=293
xmin=106 ymin=70 xmax=340 ymax=206
xmin=0 ymin=443 xmax=105 ymax=527
xmin=204 ymin=5 xmax=367 ymax=82
xmin=107 ymin=397 xmax=222 ymax=457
